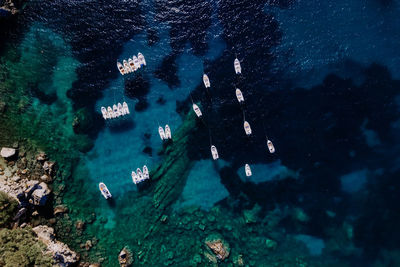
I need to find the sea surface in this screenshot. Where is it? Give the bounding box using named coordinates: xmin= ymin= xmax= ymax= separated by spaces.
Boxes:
xmin=2 ymin=0 xmax=400 ymax=266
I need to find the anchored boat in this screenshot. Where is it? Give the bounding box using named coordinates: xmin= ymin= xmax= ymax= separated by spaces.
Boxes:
xmin=118 ymin=103 xmax=125 ymax=116
xmin=245 ymin=164 xmax=252 ymax=177
xmin=211 ymin=145 xmax=219 ymax=160
xmin=107 ymin=106 xmax=114 ymax=119
xmin=138 ymin=52 xmax=146 ymax=66
xmin=123 ymin=60 xmax=131 ymax=73
xmin=99 ymin=182 xmax=112 ymax=199
xmin=113 ymin=104 xmax=120 ymax=117
xmin=101 ymin=107 xmax=107 ymax=120
xmin=143 ymin=165 xmax=149 ymax=179
xmin=203 ymin=74 xmax=210 ymax=88
xmin=158 ymin=126 xmax=166 ymax=140
xmin=192 ymin=103 xmax=202 ymax=118
xmin=133 ymin=55 xmax=140 ymax=69
xmin=243 ymin=121 xmax=252 ymax=136
xmin=117 ymin=62 xmax=125 ymax=75
xmin=267 ymin=139 xmax=275 ymax=153
xmin=165 ymin=124 xmax=171 ymax=139
xmin=131 ymin=171 xmax=138 ymax=184
xmin=234 ymin=58 xmax=241 ymax=74
xmin=128 ymin=58 xmax=135 ymax=71
xmin=122 ymin=102 xmax=130 ymax=114
xmin=136 ymin=168 xmax=144 ymax=183
xmin=236 ymin=88 xmax=244 ymax=103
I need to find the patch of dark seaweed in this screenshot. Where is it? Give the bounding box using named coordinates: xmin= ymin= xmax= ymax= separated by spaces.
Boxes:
xmin=154 ymin=52 xmax=180 ymax=89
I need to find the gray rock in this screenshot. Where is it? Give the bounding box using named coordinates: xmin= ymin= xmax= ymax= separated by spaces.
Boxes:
xmin=1 ymin=147 xmax=16 ymax=159
xmin=33 ymin=225 xmax=79 ymax=266
xmin=31 ymin=182 xmax=51 ymax=206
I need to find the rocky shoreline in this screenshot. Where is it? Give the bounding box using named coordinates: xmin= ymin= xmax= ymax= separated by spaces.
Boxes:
xmin=0 ymin=144 xmax=96 ymax=266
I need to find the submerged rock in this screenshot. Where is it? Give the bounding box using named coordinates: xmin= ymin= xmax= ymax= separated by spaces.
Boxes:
xmin=54 ymin=205 xmax=68 ymax=215
xmin=205 ymin=234 xmax=230 ymax=261
xmin=32 ymin=225 xmax=79 ymax=266
xmin=118 ymin=246 xmax=133 ymax=267
xmin=1 ymin=147 xmax=16 ymax=159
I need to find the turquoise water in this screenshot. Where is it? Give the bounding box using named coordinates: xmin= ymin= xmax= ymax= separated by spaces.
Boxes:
xmin=2 ymin=0 xmax=400 ymax=266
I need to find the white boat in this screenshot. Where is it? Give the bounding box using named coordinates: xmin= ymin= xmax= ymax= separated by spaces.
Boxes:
xmin=136 ymin=168 xmax=144 ymax=183
xmin=123 ymin=60 xmax=131 ymax=73
xmin=235 ymin=88 xmax=244 ymax=103
xmin=113 ymin=104 xmax=120 ymax=117
xmin=118 ymin=103 xmax=125 ymax=116
xmin=131 ymin=171 xmax=138 ymax=184
xmin=128 ymin=58 xmax=135 ymax=71
xmin=192 ymin=103 xmax=202 ymax=118
xmin=165 ymin=124 xmax=171 ymax=139
xmin=143 ymin=165 xmax=149 ymax=179
xmin=267 ymin=139 xmax=275 ymax=153
xmin=245 ymin=164 xmax=252 ymax=177
xmin=101 ymin=107 xmax=107 ymax=120
xmin=117 ymin=62 xmax=125 ymax=75
xmin=243 ymin=121 xmax=252 ymax=136
xmin=107 ymin=106 xmax=114 ymax=119
xmin=234 ymin=58 xmax=241 ymax=74
xmin=203 ymin=74 xmax=210 ymax=88
xmin=138 ymin=52 xmax=146 ymax=66
xmin=99 ymin=182 xmax=112 ymax=199
xmin=123 ymin=101 xmax=130 ymax=114
xmin=158 ymin=126 xmax=166 ymax=140
xmin=210 ymin=145 xmax=219 ymax=160
xmin=133 ymin=56 xmax=140 ymax=69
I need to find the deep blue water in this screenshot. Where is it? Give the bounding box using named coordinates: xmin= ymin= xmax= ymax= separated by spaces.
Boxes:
xmin=3 ymin=0 xmax=400 ymax=265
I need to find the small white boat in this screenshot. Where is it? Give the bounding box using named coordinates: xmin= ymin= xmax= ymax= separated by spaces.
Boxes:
xmin=118 ymin=102 xmax=125 ymax=116
xmin=165 ymin=124 xmax=171 ymax=139
xmin=192 ymin=103 xmax=202 ymax=118
xmin=203 ymin=74 xmax=210 ymax=88
xmin=113 ymin=104 xmax=120 ymax=117
xmin=99 ymin=182 xmax=112 ymax=199
xmin=117 ymin=62 xmax=125 ymax=75
xmin=101 ymin=107 xmax=107 ymax=120
xmin=133 ymin=56 xmax=140 ymax=69
xmin=245 ymin=164 xmax=252 ymax=177
xmin=235 ymin=88 xmax=244 ymax=103
xmin=211 ymin=145 xmax=219 ymax=160
xmin=107 ymin=106 xmax=115 ymax=119
xmin=234 ymin=58 xmax=241 ymax=74
xmin=128 ymin=58 xmax=135 ymax=71
xmin=243 ymin=121 xmax=252 ymax=136
xmin=122 ymin=101 xmax=130 ymax=114
xmin=158 ymin=126 xmax=166 ymax=140
xmin=123 ymin=60 xmax=131 ymax=73
xmin=138 ymin=52 xmax=146 ymax=66
xmin=143 ymin=165 xmax=149 ymax=179
xmin=136 ymin=168 xmax=144 ymax=183
xmin=267 ymin=139 xmax=275 ymax=153
xmin=131 ymin=171 xmax=138 ymax=184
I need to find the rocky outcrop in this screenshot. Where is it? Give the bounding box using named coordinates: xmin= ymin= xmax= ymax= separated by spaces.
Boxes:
xmin=30 ymin=181 xmax=51 ymax=206
xmin=1 ymin=147 xmax=16 ymax=159
xmin=205 ymin=234 xmax=230 ymax=261
xmin=0 ymin=0 xmax=24 ymax=16
xmin=33 ymin=225 xmax=79 ymax=266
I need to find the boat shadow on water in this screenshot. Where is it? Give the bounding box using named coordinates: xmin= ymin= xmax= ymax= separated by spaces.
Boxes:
xmin=107 ymin=117 xmax=136 ymax=133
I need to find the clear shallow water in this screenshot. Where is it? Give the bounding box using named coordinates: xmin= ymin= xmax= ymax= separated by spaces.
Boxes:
xmin=2 ymin=0 xmax=400 ymax=266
